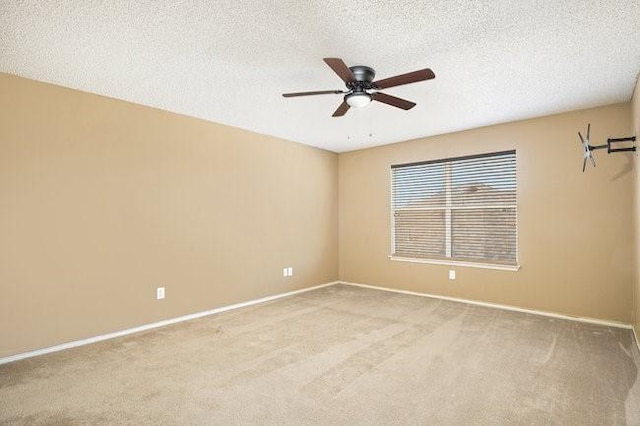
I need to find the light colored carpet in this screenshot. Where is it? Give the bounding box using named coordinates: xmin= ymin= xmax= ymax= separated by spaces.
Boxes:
xmin=1 ymin=284 xmax=639 ymax=425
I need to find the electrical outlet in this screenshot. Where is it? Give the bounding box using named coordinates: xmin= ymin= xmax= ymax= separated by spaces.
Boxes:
xmin=283 ymin=267 xmax=288 ymax=277
xmin=287 ymin=267 xmax=293 ymax=276
xmin=156 ymin=287 xmax=165 ymax=300
xmin=449 ymin=270 xmax=456 ymax=280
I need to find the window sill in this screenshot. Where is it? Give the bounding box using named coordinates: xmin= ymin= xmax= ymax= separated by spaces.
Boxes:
xmin=389 ymin=256 xmax=520 ymax=271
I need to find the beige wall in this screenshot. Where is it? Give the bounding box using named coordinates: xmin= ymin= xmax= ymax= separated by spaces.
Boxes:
xmin=339 ymin=103 xmax=634 ymax=323
xmin=632 ymin=78 xmax=640 ymax=333
xmin=2 ymin=71 xmax=636 ymax=358
xmin=0 ymin=74 xmax=339 ymax=357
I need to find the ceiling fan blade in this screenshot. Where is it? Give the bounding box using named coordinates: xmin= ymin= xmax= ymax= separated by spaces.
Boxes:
xmin=372 ymin=92 xmax=416 ymax=110
xmin=323 ymin=58 xmax=355 ymax=84
xmin=578 ymin=131 xmax=585 ymax=145
xmin=589 ymin=154 xmax=596 ymax=168
xmin=374 ymin=68 xmax=435 ymax=90
xmin=332 ymin=101 xmax=350 ymax=117
xmin=586 ymin=123 xmax=591 ymax=142
xmin=283 ymin=90 xmax=344 ymax=98
xmin=583 ymin=157 xmax=587 ymax=172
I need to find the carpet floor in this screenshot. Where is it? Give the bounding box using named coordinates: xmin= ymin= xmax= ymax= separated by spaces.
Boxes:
xmin=1 ymin=284 xmax=639 ymax=425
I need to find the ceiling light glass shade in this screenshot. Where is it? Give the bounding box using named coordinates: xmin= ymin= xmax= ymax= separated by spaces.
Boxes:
xmin=346 ymin=92 xmax=372 ymax=108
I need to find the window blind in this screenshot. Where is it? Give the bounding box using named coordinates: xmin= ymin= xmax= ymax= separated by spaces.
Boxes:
xmin=391 ymin=150 xmax=517 ymax=266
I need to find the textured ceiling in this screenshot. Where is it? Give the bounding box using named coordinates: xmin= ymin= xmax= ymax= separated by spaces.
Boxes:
xmin=2 ymin=1 xmax=640 ymax=153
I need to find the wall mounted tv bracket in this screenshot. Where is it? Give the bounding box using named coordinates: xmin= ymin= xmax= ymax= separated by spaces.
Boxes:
xmin=578 ymin=123 xmax=636 ymax=172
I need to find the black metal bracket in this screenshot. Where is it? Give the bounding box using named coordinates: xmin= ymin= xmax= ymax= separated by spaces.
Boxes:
xmin=607 ymin=136 xmax=636 ymax=153
xmin=587 ymin=144 xmax=608 ymax=151
xmin=588 ymin=136 xmax=636 ymax=154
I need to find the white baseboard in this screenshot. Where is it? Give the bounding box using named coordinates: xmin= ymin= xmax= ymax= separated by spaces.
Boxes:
xmin=340 ymin=281 xmax=633 ymax=330
xmin=0 ymin=281 xmax=339 ymax=365
xmin=4 ymin=280 xmax=635 ymax=365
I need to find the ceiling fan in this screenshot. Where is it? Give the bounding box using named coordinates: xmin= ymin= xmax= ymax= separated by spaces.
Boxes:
xmin=282 ymin=58 xmax=435 ymax=117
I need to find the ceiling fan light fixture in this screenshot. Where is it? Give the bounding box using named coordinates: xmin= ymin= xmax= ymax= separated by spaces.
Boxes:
xmin=345 ymin=92 xmax=372 ymax=108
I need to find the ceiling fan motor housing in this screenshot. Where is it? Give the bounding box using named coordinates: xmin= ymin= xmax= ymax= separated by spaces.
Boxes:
xmin=348 ymin=66 xmax=376 ymax=91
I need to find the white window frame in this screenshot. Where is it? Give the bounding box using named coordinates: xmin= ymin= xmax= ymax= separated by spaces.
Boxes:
xmin=389 ymin=151 xmax=519 ymax=271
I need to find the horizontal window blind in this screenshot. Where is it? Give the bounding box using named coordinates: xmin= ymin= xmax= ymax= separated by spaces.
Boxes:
xmin=391 ymin=150 xmax=517 ymax=266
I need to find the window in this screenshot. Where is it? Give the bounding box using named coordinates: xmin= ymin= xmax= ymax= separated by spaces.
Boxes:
xmin=391 ymin=150 xmax=517 ymax=269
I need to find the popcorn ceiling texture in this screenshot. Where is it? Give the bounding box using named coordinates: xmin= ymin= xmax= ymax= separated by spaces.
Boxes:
xmin=1 ymin=1 xmax=639 ymax=152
